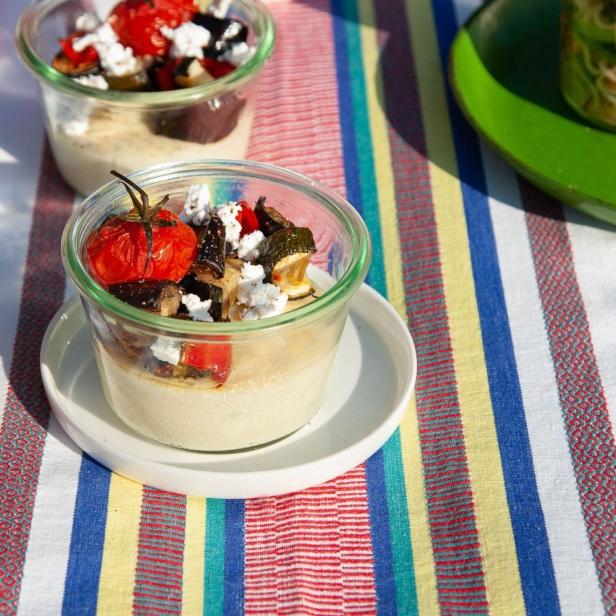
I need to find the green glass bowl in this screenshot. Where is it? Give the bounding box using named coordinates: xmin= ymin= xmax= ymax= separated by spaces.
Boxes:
xmin=450 ymin=0 xmax=616 ymax=225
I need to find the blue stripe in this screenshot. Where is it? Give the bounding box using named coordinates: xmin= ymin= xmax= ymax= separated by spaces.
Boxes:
xmin=431 ymin=2 xmax=560 ymax=614
xmin=223 ymin=499 xmax=245 ymax=616
xmin=364 ymin=449 xmax=399 ymax=615
xmin=62 ymin=454 xmax=111 ymax=615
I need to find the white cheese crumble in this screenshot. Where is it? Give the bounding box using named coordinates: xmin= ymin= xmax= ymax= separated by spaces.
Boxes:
xmin=221 ymin=42 xmax=255 ymax=67
xmin=216 ymin=202 xmax=242 ymax=250
xmin=75 ymin=12 xmax=100 ymax=33
xmin=237 ymin=230 xmax=264 ymax=261
xmin=72 ymin=74 xmax=109 ymax=90
xmin=237 ymin=263 xmax=288 ymax=320
xmin=181 ymin=293 xmax=214 ymax=322
xmin=181 ymin=184 xmax=211 ymax=225
xmin=161 ymin=22 xmax=211 ymax=59
xmin=150 ymin=337 xmax=181 ymax=365
xmin=74 ymin=23 xmax=139 ymax=77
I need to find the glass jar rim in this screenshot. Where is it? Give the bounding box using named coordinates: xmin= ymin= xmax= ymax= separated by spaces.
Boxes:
xmin=15 ymin=0 xmax=275 ymax=108
xmin=61 ymin=160 xmax=372 ymax=335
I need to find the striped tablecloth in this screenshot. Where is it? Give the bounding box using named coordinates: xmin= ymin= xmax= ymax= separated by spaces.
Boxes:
xmin=1 ymin=0 xmax=615 ymax=614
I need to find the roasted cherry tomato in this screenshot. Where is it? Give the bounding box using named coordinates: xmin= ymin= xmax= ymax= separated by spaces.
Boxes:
xmin=58 ymin=32 xmax=99 ymax=65
xmin=109 ymin=0 xmax=198 ymax=57
xmin=183 ymin=341 xmax=231 ymax=384
xmin=235 ymin=200 xmax=260 ymax=237
xmin=86 ymin=209 xmax=197 ymax=286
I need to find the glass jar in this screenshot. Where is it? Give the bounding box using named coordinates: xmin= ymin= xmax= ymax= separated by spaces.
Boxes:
xmin=61 ymin=160 xmax=372 ymax=451
xmin=561 ymin=0 xmax=616 ymax=129
xmin=16 ymin=0 xmax=275 ymax=194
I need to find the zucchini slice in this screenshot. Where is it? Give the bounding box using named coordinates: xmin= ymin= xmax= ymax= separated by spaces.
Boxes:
xmin=104 ymin=68 xmax=151 ymax=91
xmin=51 ymin=52 xmax=99 ymax=77
xmin=254 ymin=196 xmax=294 ymax=236
xmin=195 ymin=214 xmax=226 ymax=278
xmin=257 ymin=227 xmax=316 ymax=299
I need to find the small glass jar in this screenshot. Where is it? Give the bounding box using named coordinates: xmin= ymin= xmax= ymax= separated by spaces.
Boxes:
xmin=16 ymin=0 xmax=275 ymax=194
xmin=561 ymin=0 xmax=616 ymax=129
xmin=61 ymin=160 xmax=372 ymax=451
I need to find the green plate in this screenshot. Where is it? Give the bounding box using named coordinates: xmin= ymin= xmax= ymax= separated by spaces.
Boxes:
xmin=450 ymin=0 xmax=616 ymax=225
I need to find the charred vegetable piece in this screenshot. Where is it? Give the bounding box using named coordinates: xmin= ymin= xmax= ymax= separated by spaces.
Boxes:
xmin=51 ymin=52 xmax=100 ymax=77
xmin=174 ymin=57 xmax=214 ymax=88
xmin=108 ymin=281 xmax=182 ymax=316
xmin=195 ymin=214 xmax=226 ymax=278
xmin=192 ymin=14 xmax=248 ymax=58
xmin=104 ymin=68 xmax=151 ymax=91
xmin=180 ymin=272 xmax=224 ymax=321
xmin=254 ymin=197 xmax=294 ymax=236
xmin=258 ymin=227 xmax=316 ymax=299
xmin=189 ymin=265 xmax=241 ymax=320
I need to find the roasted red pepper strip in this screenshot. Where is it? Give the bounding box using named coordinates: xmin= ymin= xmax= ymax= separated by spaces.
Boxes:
xmin=201 ymin=58 xmax=236 ymax=79
xmin=235 ymin=200 xmax=260 ymax=237
xmin=183 ymin=341 xmax=232 ymax=384
xmin=59 ymin=33 xmax=99 ymax=65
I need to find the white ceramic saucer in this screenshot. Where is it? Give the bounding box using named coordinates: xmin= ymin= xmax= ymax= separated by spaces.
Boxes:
xmin=41 ymin=284 xmax=416 ymax=498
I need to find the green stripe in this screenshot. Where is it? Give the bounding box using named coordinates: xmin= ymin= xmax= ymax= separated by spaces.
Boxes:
xmin=204 ymin=499 xmax=226 ymax=615
xmin=345 ymin=0 xmax=418 ymax=611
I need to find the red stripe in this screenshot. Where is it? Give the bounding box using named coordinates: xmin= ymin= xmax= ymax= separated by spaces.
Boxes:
xmin=243 ymin=2 xmax=376 ymax=614
xmin=0 ymin=142 xmax=74 ymax=612
xmin=133 ymin=487 xmax=186 ymax=615
xmin=521 ymin=180 xmax=616 ymax=612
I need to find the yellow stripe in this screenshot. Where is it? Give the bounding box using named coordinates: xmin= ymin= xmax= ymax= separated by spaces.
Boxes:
xmin=182 ymin=497 xmax=206 ymax=616
xmin=358 ymin=4 xmax=439 ymax=613
xmin=357 ymin=0 xmax=405 ymax=319
xmin=96 ymin=477 xmax=143 ymax=615
xmin=400 ymin=397 xmax=440 ymax=616
xmin=404 ymin=1 xmax=525 ymax=613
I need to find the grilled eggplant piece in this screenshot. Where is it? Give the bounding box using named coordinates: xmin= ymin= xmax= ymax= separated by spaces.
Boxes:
xmin=254 ymin=197 xmax=294 ymax=236
xmin=258 ymin=227 xmax=316 ymax=299
xmin=186 ymin=265 xmax=241 ymax=320
xmin=108 ymin=281 xmax=181 ymax=316
xmin=192 ymin=14 xmax=248 ymax=58
xmin=174 ymin=57 xmax=214 ymax=88
xmin=180 ymin=272 xmax=224 ymax=321
xmin=51 ymin=52 xmax=99 ymax=77
xmin=195 ymin=214 xmax=226 ymax=278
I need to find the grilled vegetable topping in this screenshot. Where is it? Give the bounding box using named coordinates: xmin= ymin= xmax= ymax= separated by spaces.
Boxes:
xmin=257 ymin=227 xmax=316 ymax=299
xmin=192 ymin=13 xmax=248 ymax=58
xmin=180 ymin=272 xmax=224 ymax=321
xmin=189 ymin=266 xmax=241 ymax=321
xmin=195 ymin=214 xmax=226 ymax=278
xmin=174 ymin=57 xmax=214 ymax=88
xmin=254 ymin=197 xmax=294 ymax=236
xmin=108 ymin=280 xmax=182 ymax=316
xmin=104 ymin=67 xmax=151 ymax=91
xmin=51 ymin=52 xmax=99 ymax=77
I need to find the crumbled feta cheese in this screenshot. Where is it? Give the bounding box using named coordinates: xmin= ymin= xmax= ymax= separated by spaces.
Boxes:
xmin=72 ymin=74 xmax=109 ymax=90
xmin=237 ymin=263 xmax=288 ymax=320
xmin=181 ymin=184 xmax=211 ymax=225
xmin=181 ymin=293 xmax=214 ymax=322
xmin=74 ymin=24 xmax=139 ymax=77
xmin=161 ymin=22 xmax=211 ymax=59
xmin=237 ymin=230 xmax=264 ymax=261
xmin=75 ymin=12 xmax=100 ymax=33
xmin=150 ymin=337 xmax=181 ymax=365
xmin=216 ymin=202 xmax=242 ymax=250
xmin=221 ymin=42 xmax=255 ymax=67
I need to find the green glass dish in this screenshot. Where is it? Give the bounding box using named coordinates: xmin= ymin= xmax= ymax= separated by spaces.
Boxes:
xmin=450 ymin=0 xmax=616 ymax=225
